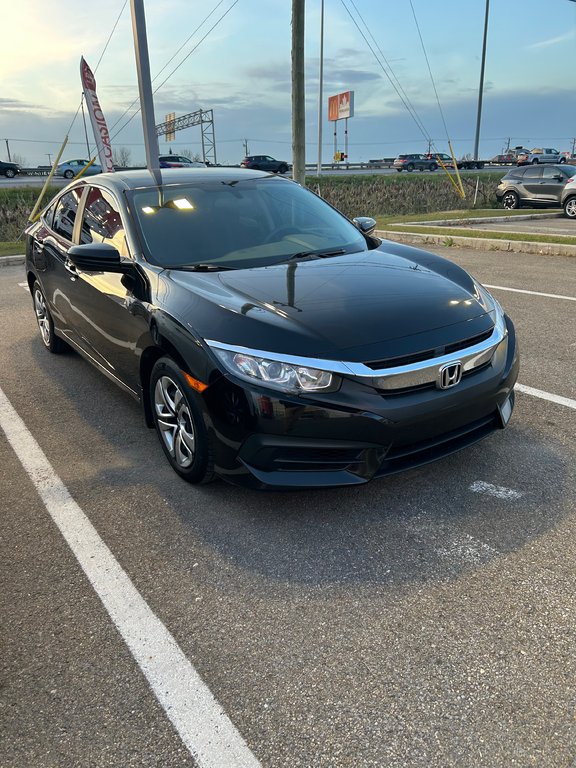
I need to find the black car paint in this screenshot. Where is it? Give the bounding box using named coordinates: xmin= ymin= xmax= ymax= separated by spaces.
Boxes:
xmin=25 ymin=169 xmax=518 ymax=489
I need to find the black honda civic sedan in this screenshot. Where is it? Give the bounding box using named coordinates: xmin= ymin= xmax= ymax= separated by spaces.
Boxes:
xmin=25 ymin=168 xmax=518 ymax=489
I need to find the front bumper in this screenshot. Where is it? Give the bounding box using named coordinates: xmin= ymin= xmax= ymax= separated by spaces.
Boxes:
xmin=203 ymin=316 xmax=519 ymax=489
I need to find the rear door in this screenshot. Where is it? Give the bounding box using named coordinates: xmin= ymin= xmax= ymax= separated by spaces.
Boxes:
xmin=30 ymin=186 xmax=88 ymax=345
xmin=520 ymin=165 xmax=544 ymax=200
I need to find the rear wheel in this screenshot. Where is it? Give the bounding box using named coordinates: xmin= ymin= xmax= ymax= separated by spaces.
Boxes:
xmin=32 ymin=281 xmax=67 ymax=353
xmin=564 ymin=196 xmax=576 ymax=218
xmin=502 ymin=191 xmax=520 ymax=210
xmin=150 ymin=357 xmax=215 ymax=484
xmin=531 ymin=158 xmax=539 ymax=164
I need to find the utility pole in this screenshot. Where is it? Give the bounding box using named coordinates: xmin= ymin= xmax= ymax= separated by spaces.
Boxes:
xmin=292 ymin=0 xmax=306 ymax=185
xmin=316 ymin=0 xmax=324 ymax=176
xmin=473 ymin=0 xmax=490 ymax=161
xmin=5 ymin=139 xmax=11 ymax=162
xmin=243 ymin=138 xmax=249 ymax=156
xmin=47 ymin=153 xmax=52 ymax=165
xmin=130 ymin=0 xmax=160 ymax=181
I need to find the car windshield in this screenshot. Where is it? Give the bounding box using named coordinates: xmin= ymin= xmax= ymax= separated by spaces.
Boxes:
xmin=129 ymin=176 xmax=368 ymax=269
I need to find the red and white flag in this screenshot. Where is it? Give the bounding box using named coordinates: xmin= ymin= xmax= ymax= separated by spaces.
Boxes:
xmin=80 ymin=57 xmax=115 ymax=173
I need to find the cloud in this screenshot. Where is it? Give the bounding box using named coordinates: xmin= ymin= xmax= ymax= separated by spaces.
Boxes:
xmin=527 ymin=30 xmax=575 ymax=49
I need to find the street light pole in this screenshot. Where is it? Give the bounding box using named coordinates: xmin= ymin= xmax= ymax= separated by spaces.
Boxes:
xmin=473 ymin=0 xmax=489 ymax=161
xmin=316 ymin=0 xmax=325 ymax=176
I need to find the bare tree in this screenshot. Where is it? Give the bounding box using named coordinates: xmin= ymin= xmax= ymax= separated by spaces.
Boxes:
xmin=112 ymin=147 xmax=132 ymax=168
xmin=12 ymin=153 xmax=27 ymax=167
xmin=179 ymin=147 xmax=203 ymax=162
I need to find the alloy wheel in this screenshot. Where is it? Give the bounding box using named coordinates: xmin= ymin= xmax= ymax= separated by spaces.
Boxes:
xmin=154 ymin=375 xmax=196 ymax=468
xmin=34 ymin=287 xmax=51 ymax=346
xmin=502 ymin=192 xmax=519 ymax=210
xmin=565 ymin=198 xmax=576 ymax=218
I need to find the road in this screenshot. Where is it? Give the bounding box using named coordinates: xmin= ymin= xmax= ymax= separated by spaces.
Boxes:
xmin=1 ymin=244 xmax=575 ymax=767
xmin=0 ymin=165 xmax=513 ymax=189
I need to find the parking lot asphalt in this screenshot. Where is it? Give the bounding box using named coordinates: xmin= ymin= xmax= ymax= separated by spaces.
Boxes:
xmin=1 ymin=246 xmax=575 ymax=767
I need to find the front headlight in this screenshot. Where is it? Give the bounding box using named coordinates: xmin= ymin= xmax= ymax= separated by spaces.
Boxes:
xmin=206 ymin=341 xmax=337 ymax=394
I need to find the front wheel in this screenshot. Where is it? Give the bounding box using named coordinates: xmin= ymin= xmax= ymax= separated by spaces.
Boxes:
xmin=564 ymin=196 xmax=576 ymax=219
xmin=502 ymin=191 xmax=520 ymax=210
xmin=150 ymin=357 xmax=215 ymax=484
xmin=32 ymin=281 xmax=67 ymax=353
xmin=406 ymin=164 xmax=414 ymax=172
xmin=559 ymin=157 xmax=566 ymax=164
xmin=277 ymin=164 xmax=288 ymax=174
xmin=64 ymin=169 xmax=74 ymax=179
xmin=5 ymin=168 xmax=15 ymax=178
xmin=429 ymin=163 xmax=438 ymax=172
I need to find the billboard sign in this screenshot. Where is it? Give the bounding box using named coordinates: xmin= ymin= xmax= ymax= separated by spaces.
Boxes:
xmin=328 ymin=91 xmax=354 ymax=121
xmin=80 ymin=57 xmax=115 ymax=173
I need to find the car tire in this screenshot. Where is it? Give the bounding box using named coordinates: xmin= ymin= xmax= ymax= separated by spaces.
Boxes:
xmin=502 ymin=191 xmax=520 ymax=210
xmin=406 ymin=164 xmax=414 ymax=172
xmin=559 ymin=157 xmax=566 ymax=164
xmin=564 ymin=196 xmax=576 ymax=218
xmin=32 ymin=281 xmax=67 ymax=353
xmin=396 ymin=169 xmax=402 ymax=172
xmin=150 ymin=357 xmax=215 ymax=484
xmin=5 ymin=168 xmax=15 ymax=178
xmin=429 ymin=163 xmax=438 ymax=172
xmin=64 ymin=169 xmax=74 ymax=179
xmin=531 ymin=158 xmax=539 ymax=164
xmin=278 ymin=164 xmax=288 ymax=174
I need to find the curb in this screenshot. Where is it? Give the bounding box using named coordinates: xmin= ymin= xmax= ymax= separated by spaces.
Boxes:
xmin=376 ymin=230 xmax=576 ymax=257
xmin=0 ymin=255 xmax=25 ymax=268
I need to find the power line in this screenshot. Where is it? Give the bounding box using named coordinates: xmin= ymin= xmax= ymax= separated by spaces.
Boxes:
xmin=340 ymin=0 xmax=432 ymax=145
xmin=108 ymin=0 xmax=240 ymax=144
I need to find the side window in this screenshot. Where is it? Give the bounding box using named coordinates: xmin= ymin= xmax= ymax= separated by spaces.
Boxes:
xmin=80 ymin=186 xmax=128 ymax=256
xmin=42 ymin=200 xmax=58 ymax=230
xmin=52 ymin=189 xmax=83 ymax=241
xmin=522 ymin=166 xmax=542 ymax=180
xmin=542 ymin=166 xmax=560 ymax=179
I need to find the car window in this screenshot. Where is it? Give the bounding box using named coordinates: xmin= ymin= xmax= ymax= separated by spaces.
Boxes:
xmin=52 ymin=188 xmax=83 ymax=241
xmin=42 ymin=200 xmax=58 ymax=230
xmin=130 ymin=177 xmax=367 ymax=269
xmin=80 ymin=186 xmax=128 ymax=256
xmin=542 ymin=166 xmax=561 ymax=179
xmin=522 ymin=166 xmax=542 ymax=180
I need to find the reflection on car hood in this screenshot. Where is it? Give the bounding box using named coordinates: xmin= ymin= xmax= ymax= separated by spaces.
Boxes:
xmin=162 ymin=245 xmax=495 ymax=362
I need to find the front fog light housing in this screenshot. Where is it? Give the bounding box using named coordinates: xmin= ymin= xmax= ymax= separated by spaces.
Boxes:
xmin=208 ymin=343 xmax=336 ymax=394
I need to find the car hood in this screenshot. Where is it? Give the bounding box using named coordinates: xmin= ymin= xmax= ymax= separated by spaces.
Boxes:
xmin=160 ymin=245 xmax=495 ymax=363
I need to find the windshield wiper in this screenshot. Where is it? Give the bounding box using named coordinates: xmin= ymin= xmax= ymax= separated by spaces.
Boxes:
xmin=162 ymin=263 xmax=233 ymax=272
xmin=284 ymin=248 xmax=347 ymax=263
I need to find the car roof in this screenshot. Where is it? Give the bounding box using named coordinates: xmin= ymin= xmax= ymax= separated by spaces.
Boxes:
xmin=69 ymin=167 xmax=272 ymax=193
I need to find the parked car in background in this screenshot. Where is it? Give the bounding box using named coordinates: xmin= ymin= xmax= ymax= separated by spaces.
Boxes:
xmin=0 ymin=160 xmax=21 ymax=178
xmin=516 ymin=148 xmax=566 ymax=166
xmin=240 ymin=155 xmax=290 ymax=173
xmin=24 ymin=168 xmax=518 ymax=489
xmin=393 ymin=154 xmax=438 ymax=172
xmin=560 ymin=174 xmax=576 ymax=218
xmin=496 ymin=164 xmax=576 ymax=210
xmin=55 ymin=159 xmax=102 ymax=179
xmin=428 ymin=152 xmax=454 ymax=168
xmin=159 ymin=155 xmax=207 ymax=168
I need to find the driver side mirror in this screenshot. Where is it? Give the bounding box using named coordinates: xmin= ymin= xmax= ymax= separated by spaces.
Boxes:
xmin=67 ymin=242 xmax=131 ymax=273
xmin=352 ymin=216 xmax=377 ymax=236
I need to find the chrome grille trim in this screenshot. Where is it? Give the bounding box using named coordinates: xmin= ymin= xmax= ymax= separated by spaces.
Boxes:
xmin=206 ymin=321 xmax=507 ymax=392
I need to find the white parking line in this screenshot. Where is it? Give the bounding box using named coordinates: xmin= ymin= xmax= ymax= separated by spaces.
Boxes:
xmin=484 ymin=284 xmax=576 ymax=302
xmin=0 ymin=385 xmax=261 ymax=768
xmin=516 ymin=384 xmax=576 ymax=411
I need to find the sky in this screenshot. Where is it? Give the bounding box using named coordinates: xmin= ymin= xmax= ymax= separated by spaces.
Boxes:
xmin=1 ymin=0 xmax=576 ymax=167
